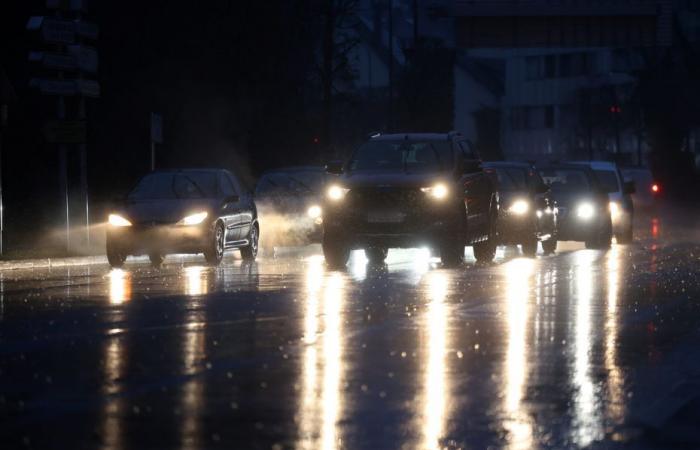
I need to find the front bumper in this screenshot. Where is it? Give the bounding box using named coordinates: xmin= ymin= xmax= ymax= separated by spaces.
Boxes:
xmin=498 ymin=213 xmax=536 ymax=244
xmin=107 ymin=224 xmax=210 ymax=255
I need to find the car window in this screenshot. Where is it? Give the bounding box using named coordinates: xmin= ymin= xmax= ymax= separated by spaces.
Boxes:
xmin=129 ymin=172 xmax=218 ymax=200
xmin=220 ymin=173 xmax=237 ymax=196
xmin=256 ymin=171 xmax=324 ymax=196
xmin=594 ymin=170 xmax=620 ymax=193
xmin=494 ymin=167 xmax=528 ymax=191
xmin=349 ymin=140 xmax=453 ymax=173
xmin=128 ymin=173 xmax=174 ymax=199
xmin=540 ymin=168 xmax=591 ymax=192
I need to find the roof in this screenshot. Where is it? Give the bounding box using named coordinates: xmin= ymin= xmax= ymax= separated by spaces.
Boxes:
xmin=261 ymin=166 xmax=323 ymax=174
xmin=370 ymin=132 xmax=458 ymax=141
xmin=482 ymin=161 xmax=532 ymax=169
xmin=567 ymin=160 xmax=620 ymax=170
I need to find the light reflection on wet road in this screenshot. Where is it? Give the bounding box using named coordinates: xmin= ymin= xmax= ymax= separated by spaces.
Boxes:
xmin=1 ymin=215 xmax=700 ymax=449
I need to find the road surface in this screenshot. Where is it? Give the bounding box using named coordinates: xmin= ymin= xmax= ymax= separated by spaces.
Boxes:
xmin=1 ymin=212 xmax=700 ymax=449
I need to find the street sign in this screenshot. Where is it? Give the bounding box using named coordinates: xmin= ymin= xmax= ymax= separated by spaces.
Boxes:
xmin=26 ymin=16 xmax=98 ymax=43
xmin=29 ymin=51 xmax=77 ymax=71
xmin=76 ymin=79 xmax=100 ymax=98
xmin=30 ymin=78 xmax=100 ymax=97
xmin=67 ymin=45 xmax=98 ymax=73
xmin=42 ymin=120 xmax=86 ymax=144
xmin=151 ymin=113 xmax=163 ymax=144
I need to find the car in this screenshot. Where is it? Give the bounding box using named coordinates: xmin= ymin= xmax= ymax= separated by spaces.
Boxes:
xmin=322 ymin=132 xmax=499 ymax=267
xmin=568 ymin=161 xmax=635 ymax=243
xmin=539 ymin=164 xmax=613 ymax=249
xmin=254 ymin=166 xmax=326 ymax=252
xmin=106 ymin=169 xmax=259 ymax=267
xmin=483 ymin=161 xmax=558 ymax=256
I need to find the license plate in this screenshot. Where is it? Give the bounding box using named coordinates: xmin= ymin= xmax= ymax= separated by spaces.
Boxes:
xmin=367 ymin=211 xmax=405 ymax=223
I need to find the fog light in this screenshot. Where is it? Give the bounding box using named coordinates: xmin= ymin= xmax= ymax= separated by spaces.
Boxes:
xmin=420 ymin=183 xmax=448 ymax=200
xmin=327 ymin=185 xmax=349 ymax=201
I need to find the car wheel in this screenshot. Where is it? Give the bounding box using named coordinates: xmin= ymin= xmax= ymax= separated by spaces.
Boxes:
xmin=542 ymin=238 xmax=557 ymax=255
xmin=473 ymin=209 xmax=497 ymax=263
xmin=323 ymin=231 xmax=350 ymax=269
xmin=204 ymin=221 xmax=225 ymax=266
xmin=439 ymin=240 xmax=464 ymax=267
xmin=149 ymin=253 xmax=164 ymax=267
xmin=365 ymin=247 xmax=388 ymax=264
xmin=616 ymin=226 xmax=633 ymax=244
xmin=586 ymin=219 xmax=612 ymax=250
xmin=521 ymin=238 xmax=538 ymax=257
xmin=240 ymin=224 xmax=259 ymax=261
xmin=106 ymin=241 xmax=127 ymax=268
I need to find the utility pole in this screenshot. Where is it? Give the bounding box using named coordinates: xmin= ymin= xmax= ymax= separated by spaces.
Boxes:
xmin=412 ymin=0 xmax=419 ymax=46
xmin=388 ymin=0 xmax=394 ymax=132
xmin=0 ymin=104 xmax=5 ymax=256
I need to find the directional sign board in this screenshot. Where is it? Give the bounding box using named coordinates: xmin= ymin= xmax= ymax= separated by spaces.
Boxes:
xmin=67 ymin=45 xmax=98 ymax=72
xmin=27 ymin=16 xmax=99 ymax=44
xmin=43 ymin=120 xmax=86 ymax=144
xmin=30 ymin=78 xmax=100 ymax=97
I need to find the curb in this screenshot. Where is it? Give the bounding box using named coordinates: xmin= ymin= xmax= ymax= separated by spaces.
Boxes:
xmin=0 ymin=255 xmax=109 ymax=271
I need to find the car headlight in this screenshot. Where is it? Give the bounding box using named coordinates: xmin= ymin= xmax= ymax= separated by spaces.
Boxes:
xmin=576 ymin=202 xmax=595 ymax=220
xmin=327 ymin=185 xmax=349 ymax=201
xmin=178 ymin=211 xmax=208 ymax=226
xmin=108 ymin=214 xmax=132 ymax=227
xmin=609 ymin=201 xmax=620 ymax=219
xmin=307 ymin=205 xmax=322 ymax=219
xmin=508 ymin=199 xmax=529 ymax=215
xmin=420 ymin=183 xmax=448 ymax=200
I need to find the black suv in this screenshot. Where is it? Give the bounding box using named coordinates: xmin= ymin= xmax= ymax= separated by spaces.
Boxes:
xmin=322 ymin=132 xmax=498 ymax=267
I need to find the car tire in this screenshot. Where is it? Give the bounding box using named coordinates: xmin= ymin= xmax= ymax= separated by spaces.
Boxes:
xmin=521 ymin=238 xmax=538 ymax=257
xmin=204 ymin=221 xmax=225 ymax=266
xmin=365 ymin=247 xmax=388 ymax=264
xmin=440 ymin=241 xmax=464 ymax=267
xmin=586 ymin=218 xmax=612 ymax=250
xmin=149 ymin=253 xmax=164 ymax=267
xmin=542 ymin=238 xmax=557 ymax=255
xmin=616 ymin=226 xmax=633 ymax=244
xmin=323 ymin=231 xmax=350 ymax=269
xmin=106 ymin=241 xmax=127 ymax=268
xmin=473 ymin=208 xmax=497 ymax=263
xmin=240 ymin=223 xmax=259 ymax=261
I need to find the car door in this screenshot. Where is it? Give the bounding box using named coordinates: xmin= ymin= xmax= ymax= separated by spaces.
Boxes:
xmin=457 ymin=140 xmax=492 ymax=239
xmin=219 ymin=172 xmax=243 ymax=243
xmin=226 ymin=171 xmax=254 ymax=242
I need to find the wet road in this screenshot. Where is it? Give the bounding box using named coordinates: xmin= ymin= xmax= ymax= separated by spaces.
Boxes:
xmin=1 ymin=213 xmax=700 ymax=449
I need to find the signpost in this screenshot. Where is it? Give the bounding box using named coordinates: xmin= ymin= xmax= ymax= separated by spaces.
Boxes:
xmin=27 ymin=2 xmax=99 ymax=253
xmin=150 ymin=112 xmax=163 ymax=171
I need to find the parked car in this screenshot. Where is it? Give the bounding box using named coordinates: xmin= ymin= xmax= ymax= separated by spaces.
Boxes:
xmin=568 ymin=161 xmax=635 ymax=243
xmin=539 ymin=164 xmax=613 ymax=249
xmin=322 ymin=132 xmax=498 ymax=267
xmin=483 ymin=161 xmax=558 ymax=256
xmin=106 ymin=169 xmax=258 ymax=267
xmin=254 ymin=166 xmax=326 ymax=252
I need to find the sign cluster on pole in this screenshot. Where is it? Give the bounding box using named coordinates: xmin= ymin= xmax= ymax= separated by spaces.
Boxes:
xmin=26 ymin=0 xmax=99 ymax=253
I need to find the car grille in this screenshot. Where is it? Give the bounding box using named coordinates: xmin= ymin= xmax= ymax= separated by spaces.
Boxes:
xmin=347 ymin=187 xmax=421 ymax=210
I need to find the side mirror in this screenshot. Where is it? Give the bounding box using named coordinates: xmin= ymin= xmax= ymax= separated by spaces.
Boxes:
xmin=623 ymin=180 xmax=636 ymax=194
xmin=224 ymin=194 xmax=239 ymax=204
xmin=325 ymin=160 xmax=344 ymax=175
xmin=463 ymin=159 xmax=482 ymax=174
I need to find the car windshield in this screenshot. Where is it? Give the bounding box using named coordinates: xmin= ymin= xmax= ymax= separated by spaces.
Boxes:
xmin=594 ymin=170 xmax=620 ymax=193
xmin=255 ymin=171 xmax=324 ymax=196
xmin=493 ymin=167 xmax=528 ymax=191
xmin=348 ymin=140 xmax=453 ymax=173
xmin=540 ymin=168 xmax=592 ymax=192
xmin=129 ymin=172 xmax=218 ymax=200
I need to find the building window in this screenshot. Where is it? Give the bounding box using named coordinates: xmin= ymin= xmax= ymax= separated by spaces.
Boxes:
xmin=525 ymin=56 xmax=541 ymax=80
xmin=545 ymin=106 xmax=554 ymax=128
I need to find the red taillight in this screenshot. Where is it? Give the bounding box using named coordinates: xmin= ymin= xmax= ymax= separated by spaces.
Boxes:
xmin=651 ymin=183 xmax=660 ymax=193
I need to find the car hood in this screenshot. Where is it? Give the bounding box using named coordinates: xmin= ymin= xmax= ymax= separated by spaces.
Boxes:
xmin=121 ymin=198 xmax=220 ymax=224
xmin=339 ymin=171 xmax=448 ymax=189
xmin=550 ymin=191 xmax=600 ymax=208
xmin=256 ymin=193 xmax=320 ymax=214
xmin=499 ymin=190 xmax=531 ymax=206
